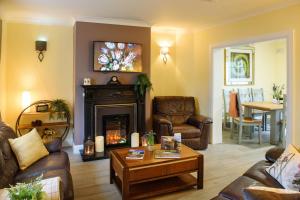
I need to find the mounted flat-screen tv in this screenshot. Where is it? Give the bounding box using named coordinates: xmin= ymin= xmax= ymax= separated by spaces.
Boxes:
xmin=93 ymin=41 xmax=142 ymax=72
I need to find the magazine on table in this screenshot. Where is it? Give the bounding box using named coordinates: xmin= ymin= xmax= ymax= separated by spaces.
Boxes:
xmin=160 ymin=133 xmax=182 ymax=152
xmin=126 ymin=149 xmax=145 ymax=160
xmin=154 ymin=149 xmax=181 ymax=159
xmin=156 ymin=133 xmax=182 ymax=159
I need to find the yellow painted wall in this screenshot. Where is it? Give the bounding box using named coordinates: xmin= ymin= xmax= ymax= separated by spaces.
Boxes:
xmin=4 ymin=22 xmax=73 ymax=136
xmin=193 ymin=4 xmax=300 ymax=145
xmin=151 ymin=30 xmax=201 ymax=112
xmin=0 ymin=19 xmax=6 ymax=120
xmin=151 ymin=4 xmax=299 ymax=145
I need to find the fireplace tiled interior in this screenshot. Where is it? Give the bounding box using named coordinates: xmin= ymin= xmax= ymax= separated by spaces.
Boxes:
xmin=103 ymin=114 xmax=129 ymax=146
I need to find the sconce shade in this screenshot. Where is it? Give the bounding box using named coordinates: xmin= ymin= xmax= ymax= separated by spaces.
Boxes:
xmin=35 ymin=41 xmax=47 ymax=51
xmin=160 ymin=46 xmax=169 ymax=64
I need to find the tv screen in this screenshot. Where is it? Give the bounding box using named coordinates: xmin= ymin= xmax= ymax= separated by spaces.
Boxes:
xmin=93 ymin=41 xmax=142 ymax=72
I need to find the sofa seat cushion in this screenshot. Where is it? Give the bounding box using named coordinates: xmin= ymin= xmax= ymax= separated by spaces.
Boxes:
xmin=219 ymin=176 xmax=265 ymax=200
xmin=173 ymin=124 xmax=201 ymax=139
xmin=15 ymin=151 xmax=70 ymax=182
xmin=243 ymin=160 xmax=283 ymax=188
xmin=16 ymin=169 xmax=74 ymax=200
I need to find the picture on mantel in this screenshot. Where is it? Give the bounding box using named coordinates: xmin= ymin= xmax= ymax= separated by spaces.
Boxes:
xmin=93 ymin=41 xmax=142 ymax=72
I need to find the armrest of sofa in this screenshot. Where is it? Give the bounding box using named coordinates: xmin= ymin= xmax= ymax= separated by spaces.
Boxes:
xmin=44 ymin=138 xmax=62 ymax=153
xmin=153 ymin=115 xmax=173 ymax=143
xmin=265 ymin=147 xmax=285 ymax=163
xmin=187 ymin=115 xmax=213 ymax=128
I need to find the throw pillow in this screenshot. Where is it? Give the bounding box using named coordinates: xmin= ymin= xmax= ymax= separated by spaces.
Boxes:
xmin=243 ymin=186 xmax=300 ymax=200
xmin=266 ymin=144 xmax=300 ymax=191
xmin=8 ymin=128 xmax=49 ymax=170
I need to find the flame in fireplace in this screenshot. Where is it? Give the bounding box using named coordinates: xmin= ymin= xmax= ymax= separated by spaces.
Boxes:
xmin=106 ymin=130 xmax=126 ymax=145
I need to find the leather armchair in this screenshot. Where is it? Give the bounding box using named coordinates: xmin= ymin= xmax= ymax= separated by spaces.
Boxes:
xmin=152 ymin=96 xmax=212 ymax=150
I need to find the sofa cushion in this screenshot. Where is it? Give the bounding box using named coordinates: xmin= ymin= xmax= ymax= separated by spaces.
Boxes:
xmin=219 ymin=176 xmax=265 ymax=200
xmin=243 ymin=160 xmax=283 ymax=188
xmin=15 ymin=151 xmax=70 ymax=182
xmin=154 ymin=96 xmax=195 ymax=124
xmin=8 ymin=128 xmax=49 ymax=170
xmin=173 ymin=124 xmax=201 ymax=139
xmin=266 ymin=144 xmax=300 ymax=191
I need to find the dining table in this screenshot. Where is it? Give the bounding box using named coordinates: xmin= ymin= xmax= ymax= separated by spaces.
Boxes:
xmin=242 ymin=101 xmax=283 ymax=145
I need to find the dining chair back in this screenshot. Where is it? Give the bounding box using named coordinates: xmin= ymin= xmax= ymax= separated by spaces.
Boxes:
xmin=251 ymin=88 xmax=264 ymax=102
xmin=237 ymin=88 xmax=252 ymax=103
xmin=232 ymin=92 xmax=262 ymax=144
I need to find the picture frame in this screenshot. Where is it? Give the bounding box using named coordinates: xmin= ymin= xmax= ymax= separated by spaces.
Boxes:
xmin=224 ymin=47 xmax=255 ymax=85
xmin=93 ymin=41 xmax=143 ymax=72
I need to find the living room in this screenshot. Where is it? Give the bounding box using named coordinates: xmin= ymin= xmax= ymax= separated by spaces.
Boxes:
xmin=1 ymin=1 xmax=300 ymax=200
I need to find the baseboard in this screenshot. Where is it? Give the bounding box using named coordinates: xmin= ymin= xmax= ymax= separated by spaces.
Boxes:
xmin=72 ymin=144 xmax=83 ymax=154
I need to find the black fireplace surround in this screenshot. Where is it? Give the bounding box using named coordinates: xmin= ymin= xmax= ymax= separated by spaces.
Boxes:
xmin=82 ymin=84 xmax=145 ymax=148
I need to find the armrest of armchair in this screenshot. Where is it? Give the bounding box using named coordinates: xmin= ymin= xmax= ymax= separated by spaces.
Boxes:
xmin=44 ymin=138 xmax=62 ymax=153
xmin=265 ymin=147 xmax=285 ymax=163
xmin=187 ymin=115 xmax=213 ymax=128
xmin=153 ymin=115 xmax=173 ymax=143
xmin=187 ymin=115 xmax=213 ymax=150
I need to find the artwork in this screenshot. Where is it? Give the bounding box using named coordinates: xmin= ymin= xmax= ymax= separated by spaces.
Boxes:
xmin=94 ymin=41 xmax=142 ymax=72
xmin=225 ymin=47 xmax=254 ymax=85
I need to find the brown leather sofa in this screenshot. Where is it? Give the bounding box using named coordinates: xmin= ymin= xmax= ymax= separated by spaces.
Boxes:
xmin=0 ymin=121 xmax=74 ymax=200
xmin=211 ymin=147 xmax=285 ymax=200
xmin=152 ymin=96 xmax=212 ymax=150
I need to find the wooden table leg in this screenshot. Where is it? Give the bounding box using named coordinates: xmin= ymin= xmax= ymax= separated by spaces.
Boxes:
xmin=110 ymin=155 xmax=115 ymax=184
xmin=122 ymin=168 xmax=130 ymax=200
xmin=197 ymin=156 xmax=203 ymax=189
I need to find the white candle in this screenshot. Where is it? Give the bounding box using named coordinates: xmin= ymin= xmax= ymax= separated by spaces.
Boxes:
xmin=131 ymin=132 xmax=139 ymax=147
xmin=95 ymin=136 xmax=104 ymax=152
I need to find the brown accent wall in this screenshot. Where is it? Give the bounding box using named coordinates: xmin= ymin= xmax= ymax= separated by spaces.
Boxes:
xmin=73 ymin=22 xmax=151 ymax=145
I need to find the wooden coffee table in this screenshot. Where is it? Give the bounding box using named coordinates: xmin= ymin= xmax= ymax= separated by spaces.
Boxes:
xmin=110 ymin=144 xmax=203 ymax=200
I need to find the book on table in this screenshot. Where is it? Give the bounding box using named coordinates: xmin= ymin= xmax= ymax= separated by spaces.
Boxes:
xmin=126 ymin=149 xmax=145 ymax=160
xmin=154 ymin=149 xmax=181 ymax=159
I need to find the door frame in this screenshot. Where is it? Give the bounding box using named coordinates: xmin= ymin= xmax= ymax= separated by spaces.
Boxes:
xmin=209 ymin=30 xmax=294 ymax=146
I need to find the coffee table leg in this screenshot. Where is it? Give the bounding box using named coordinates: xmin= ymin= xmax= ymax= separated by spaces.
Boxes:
xmin=122 ymin=168 xmax=130 ymax=200
xmin=197 ymin=156 xmax=203 ymax=189
xmin=110 ymin=156 xmax=115 ymax=184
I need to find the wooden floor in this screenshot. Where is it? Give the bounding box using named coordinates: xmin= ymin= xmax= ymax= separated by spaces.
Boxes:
xmin=66 ymin=141 xmax=273 ymax=200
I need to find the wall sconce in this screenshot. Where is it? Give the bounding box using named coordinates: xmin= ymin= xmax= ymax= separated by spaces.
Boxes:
xmin=160 ymin=46 xmax=169 ymax=64
xmin=35 ymin=40 xmax=47 ymax=62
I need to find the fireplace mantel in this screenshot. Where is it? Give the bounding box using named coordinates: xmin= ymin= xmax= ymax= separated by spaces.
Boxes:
xmin=81 ymin=84 xmax=145 ymax=143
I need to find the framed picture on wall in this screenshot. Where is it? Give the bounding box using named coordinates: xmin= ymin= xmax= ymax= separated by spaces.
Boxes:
xmin=93 ymin=41 xmax=143 ymax=72
xmin=224 ymin=47 xmax=255 ymax=85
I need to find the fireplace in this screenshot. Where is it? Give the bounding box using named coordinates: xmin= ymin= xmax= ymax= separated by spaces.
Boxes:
xmin=103 ymin=114 xmax=129 ymax=146
xmin=95 ymin=103 xmax=137 ymax=149
xmin=81 ymin=84 xmax=145 ymax=161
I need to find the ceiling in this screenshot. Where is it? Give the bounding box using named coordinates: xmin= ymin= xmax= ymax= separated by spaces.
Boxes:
xmin=0 ymin=0 xmax=299 ymax=30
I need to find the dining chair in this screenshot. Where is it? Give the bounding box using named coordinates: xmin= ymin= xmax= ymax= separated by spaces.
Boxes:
xmin=232 ymin=91 xmax=262 ymax=144
xmin=222 ymin=89 xmax=232 ymax=130
xmin=251 ymin=88 xmax=269 ymax=131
